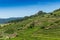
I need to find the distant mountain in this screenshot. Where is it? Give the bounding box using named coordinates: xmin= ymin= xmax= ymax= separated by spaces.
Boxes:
xmin=0 ymin=17 xmax=21 ymax=24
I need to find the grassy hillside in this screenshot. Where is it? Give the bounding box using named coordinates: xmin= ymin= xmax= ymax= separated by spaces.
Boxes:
xmin=0 ymin=9 xmax=60 ymax=40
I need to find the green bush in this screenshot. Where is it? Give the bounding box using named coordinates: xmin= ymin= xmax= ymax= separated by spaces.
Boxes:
xmin=54 ymin=14 xmax=57 ymax=16
xmin=50 ymin=13 xmax=53 ymax=15
xmin=41 ymin=26 xmax=45 ymax=29
xmin=28 ymin=22 xmax=35 ymax=29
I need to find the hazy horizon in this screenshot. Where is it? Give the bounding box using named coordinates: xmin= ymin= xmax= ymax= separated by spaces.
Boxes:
xmin=0 ymin=0 xmax=60 ymax=18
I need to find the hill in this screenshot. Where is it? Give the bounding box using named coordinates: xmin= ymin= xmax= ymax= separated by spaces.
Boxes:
xmin=0 ymin=17 xmax=21 ymax=24
xmin=0 ymin=9 xmax=60 ymax=40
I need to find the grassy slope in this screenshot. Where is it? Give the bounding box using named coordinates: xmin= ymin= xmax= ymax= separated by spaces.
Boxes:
xmin=1 ymin=10 xmax=60 ymax=40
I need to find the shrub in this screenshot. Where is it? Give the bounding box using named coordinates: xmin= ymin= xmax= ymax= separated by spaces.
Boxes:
xmin=50 ymin=23 xmax=53 ymax=26
xmin=50 ymin=13 xmax=53 ymax=15
xmin=41 ymin=26 xmax=45 ymax=29
xmin=54 ymin=14 xmax=57 ymax=16
xmin=29 ymin=22 xmax=35 ymax=29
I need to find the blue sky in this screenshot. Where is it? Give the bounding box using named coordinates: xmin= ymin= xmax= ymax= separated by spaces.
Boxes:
xmin=0 ymin=0 xmax=60 ymax=18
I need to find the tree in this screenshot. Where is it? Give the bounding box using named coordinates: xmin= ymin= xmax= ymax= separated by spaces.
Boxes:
xmin=37 ymin=11 xmax=46 ymax=15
